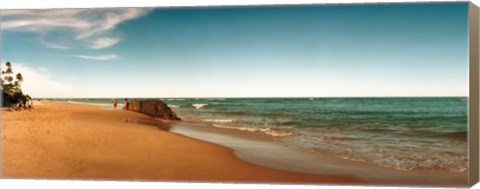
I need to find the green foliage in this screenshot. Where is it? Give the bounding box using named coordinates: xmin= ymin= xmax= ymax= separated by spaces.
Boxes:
xmin=16 ymin=73 xmax=23 ymax=83
xmin=1 ymin=61 xmax=24 ymax=97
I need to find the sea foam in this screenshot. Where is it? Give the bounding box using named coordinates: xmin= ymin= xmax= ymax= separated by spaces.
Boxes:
xmin=203 ymin=119 xmax=236 ymax=123
xmin=212 ymin=124 xmax=292 ymax=137
xmin=167 ymin=104 xmax=180 ymax=108
xmin=192 ymin=104 xmax=208 ymax=109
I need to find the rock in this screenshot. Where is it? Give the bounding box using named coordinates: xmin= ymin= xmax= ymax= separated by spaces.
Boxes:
xmin=128 ymin=101 xmax=141 ymax=112
xmin=127 ymin=100 xmax=181 ymax=120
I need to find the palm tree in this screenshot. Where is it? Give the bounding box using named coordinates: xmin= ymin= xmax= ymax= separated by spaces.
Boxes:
xmin=16 ymin=73 xmax=23 ymax=84
xmin=6 ymin=76 xmax=13 ymax=83
xmin=1 ymin=62 xmax=23 ymax=96
xmin=5 ymin=62 xmax=13 ymax=75
xmin=13 ymin=73 xmax=23 ymax=93
xmin=3 ymin=62 xmax=14 ymax=85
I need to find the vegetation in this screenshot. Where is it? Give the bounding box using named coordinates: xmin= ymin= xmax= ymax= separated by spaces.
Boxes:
xmin=1 ymin=61 xmax=27 ymax=107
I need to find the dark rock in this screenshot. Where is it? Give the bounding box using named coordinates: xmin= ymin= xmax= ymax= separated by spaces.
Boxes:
xmin=126 ymin=100 xmax=181 ymax=120
xmin=2 ymin=91 xmax=18 ymax=107
xmin=128 ymin=101 xmax=141 ymax=112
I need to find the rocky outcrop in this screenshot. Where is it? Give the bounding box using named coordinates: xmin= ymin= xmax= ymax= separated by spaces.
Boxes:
xmin=127 ymin=100 xmax=181 ymax=120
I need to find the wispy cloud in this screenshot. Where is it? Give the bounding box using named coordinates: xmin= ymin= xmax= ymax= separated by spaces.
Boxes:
xmin=2 ymin=8 xmax=151 ymax=49
xmin=90 ymin=37 xmax=122 ymax=49
xmin=39 ymin=37 xmax=71 ymax=49
xmin=74 ymin=54 xmax=118 ymax=61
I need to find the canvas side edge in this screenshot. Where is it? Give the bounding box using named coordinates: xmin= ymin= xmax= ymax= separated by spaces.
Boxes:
xmin=469 ymin=1 xmax=480 ymax=187
xmin=0 ymin=9 xmax=4 ymax=178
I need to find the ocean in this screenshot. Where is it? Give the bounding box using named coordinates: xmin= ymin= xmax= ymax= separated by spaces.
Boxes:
xmin=51 ymin=97 xmax=468 ymax=172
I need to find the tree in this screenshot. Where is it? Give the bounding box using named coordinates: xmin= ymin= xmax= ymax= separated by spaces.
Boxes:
xmin=1 ymin=61 xmax=24 ymax=97
xmin=4 ymin=62 xmax=13 ymax=81
xmin=15 ymin=73 xmax=23 ymax=90
xmin=16 ymin=73 xmax=23 ymax=83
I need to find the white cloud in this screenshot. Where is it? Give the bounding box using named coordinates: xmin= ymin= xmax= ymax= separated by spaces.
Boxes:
xmin=2 ymin=8 xmax=151 ymax=49
xmin=74 ymin=54 xmax=118 ymax=61
xmin=8 ymin=63 xmax=75 ymax=98
xmin=89 ymin=37 xmax=121 ymax=49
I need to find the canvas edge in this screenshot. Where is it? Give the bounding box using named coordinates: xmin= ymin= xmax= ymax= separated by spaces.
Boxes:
xmin=0 ymin=9 xmax=4 ymax=178
xmin=0 ymin=2 xmax=476 ymax=188
xmin=469 ymin=1 xmax=480 ymax=188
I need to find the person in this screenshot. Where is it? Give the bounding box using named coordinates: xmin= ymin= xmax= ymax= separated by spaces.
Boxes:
xmin=123 ymin=98 xmax=129 ymax=110
xmin=113 ymin=99 xmax=118 ymax=109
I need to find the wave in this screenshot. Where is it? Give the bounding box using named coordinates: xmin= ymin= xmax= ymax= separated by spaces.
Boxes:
xmin=335 ymin=150 xmax=467 ymax=172
xmin=192 ymin=104 xmax=208 ymax=109
xmin=212 ymin=124 xmax=292 ymax=137
xmin=167 ymin=104 xmax=180 ymax=108
xmin=263 ymin=129 xmax=293 ymax=137
xmin=206 ymin=98 xmax=225 ymax=101
xmin=203 ymin=119 xmax=236 ymax=123
xmin=284 ymin=133 xmax=468 ymax=172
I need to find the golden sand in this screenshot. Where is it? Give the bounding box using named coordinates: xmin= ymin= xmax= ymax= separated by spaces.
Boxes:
xmin=1 ymin=101 xmax=362 ymax=184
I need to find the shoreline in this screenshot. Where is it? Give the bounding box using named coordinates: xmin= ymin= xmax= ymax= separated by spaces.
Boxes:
xmin=171 ymin=121 xmax=467 ymax=187
xmin=1 ymin=101 xmax=362 ymax=184
xmin=1 ymin=101 xmax=468 ymax=187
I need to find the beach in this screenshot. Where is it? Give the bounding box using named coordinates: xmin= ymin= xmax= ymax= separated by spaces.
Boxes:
xmin=1 ymin=101 xmax=361 ymax=184
xmin=1 ymin=101 xmax=468 ymax=187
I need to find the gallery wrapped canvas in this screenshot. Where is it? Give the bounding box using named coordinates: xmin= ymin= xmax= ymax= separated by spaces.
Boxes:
xmin=1 ymin=1 xmax=479 ymax=188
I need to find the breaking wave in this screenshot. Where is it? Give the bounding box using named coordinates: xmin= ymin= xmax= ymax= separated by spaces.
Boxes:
xmin=212 ymin=124 xmax=292 ymax=137
xmin=192 ymin=104 xmax=208 ymax=109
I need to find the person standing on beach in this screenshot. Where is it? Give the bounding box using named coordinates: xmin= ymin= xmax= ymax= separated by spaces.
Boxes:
xmin=113 ymin=99 xmax=118 ymax=109
xmin=123 ymin=99 xmax=129 ymax=110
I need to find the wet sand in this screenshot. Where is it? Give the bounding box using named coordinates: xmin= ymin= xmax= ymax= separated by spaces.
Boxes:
xmin=171 ymin=122 xmax=468 ymax=187
xmin=1 ymin=101 xmax=362 ymax=184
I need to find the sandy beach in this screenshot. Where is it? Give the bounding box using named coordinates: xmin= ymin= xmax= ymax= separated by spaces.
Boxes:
xmin=1 ymin=101 xmax=362 ymax=184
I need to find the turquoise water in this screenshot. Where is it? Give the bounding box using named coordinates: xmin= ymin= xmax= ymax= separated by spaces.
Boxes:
xmin=53 ymin=97 xmax=468 ymax=172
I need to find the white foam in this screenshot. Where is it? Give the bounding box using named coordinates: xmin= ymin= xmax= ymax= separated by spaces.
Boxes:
xmin=212 ymin=124 xmax=292 ymax=137
xmin=167 ymin=104 xmax=180 ymax=108
xmin=203 ymin=119 xmax=236 ymax=123
xmin=167 ymin=98 xmax=185 ymax=101
xmin=263 ymin=129 xmax=293 ymax=137
xmin=284 ymin=134 xmax=468 ymax=172
xmin=192 ymin=104 xmax=208 ymax=109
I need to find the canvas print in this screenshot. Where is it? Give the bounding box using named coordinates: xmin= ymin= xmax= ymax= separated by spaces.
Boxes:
xmin=0 ymin=2 xmax=475 ymax=187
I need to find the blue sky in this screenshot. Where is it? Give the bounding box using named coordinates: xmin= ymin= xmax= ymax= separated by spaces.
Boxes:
xmin=0 ymin=2 xmax=469 ymax=98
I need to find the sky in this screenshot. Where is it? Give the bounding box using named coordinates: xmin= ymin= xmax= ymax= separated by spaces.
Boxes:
xmin=0 ymin=2 xmax=469 ymax=98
